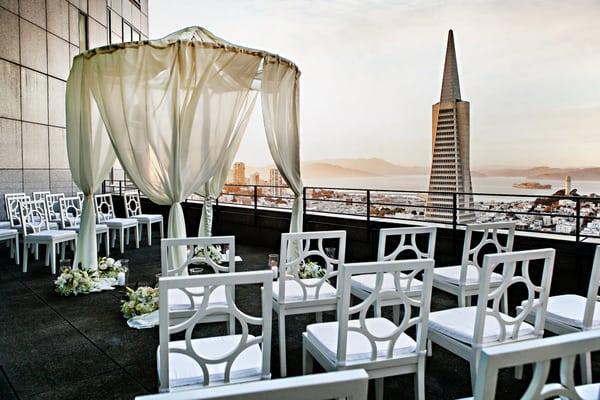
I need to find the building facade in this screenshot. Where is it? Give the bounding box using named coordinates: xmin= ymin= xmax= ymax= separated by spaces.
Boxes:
xmin=0 ymin=0 xmax=148 ymax=218
xmin=425 ymin=30 xmax=475 ymax=223
xmin=231 ymin=162 xmax=246 ymax=185
xmin=269 ymin=167 xmax=284 ymax=197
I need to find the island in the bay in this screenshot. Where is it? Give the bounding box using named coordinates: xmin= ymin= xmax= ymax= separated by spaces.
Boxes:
xmin=513 ymin=181 xmax=552 ymax=189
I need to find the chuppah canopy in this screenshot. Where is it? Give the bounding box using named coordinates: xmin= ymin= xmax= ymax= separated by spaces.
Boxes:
xmin=66 ymin=26 xmax=303 ymax=268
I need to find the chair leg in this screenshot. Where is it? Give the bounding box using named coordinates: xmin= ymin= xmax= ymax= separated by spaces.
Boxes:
xmin=315 ymin=312 xmax=323 ymax=323
xmin=105 ymin=231 xmax=110 ymax=256
xmin=60 ymin=242 xmax=66 ymax=261
xmin=44 ymin=245 xmax=50 ymax=266
xmin=501 ymin=294 xmax=509 ymax=314
xmin=160 ymin=221 xmax=164 ymax=238
xmin=50 ymin=244 xmax=57 ymax=275
xmin=35 ymin=244 xmax=39 ymax=260
xmin=14 ymin=236 xmax=20 ymax=265
xmin=228 ymin=315 xmax=235 ymax=335
xmin=393 ymin=305 xmax=400 ymax=325
xmin=415 ymin=357 xmax=426 ymax=400
xmin=278 ymin=313 xmax=287 ymax=377
xmin=125 ymin=228 xmax=130 ymax=245
xmin=135 ymin=226 xmax=139 ymax=248
xmin=514 ymin=365 xmax=523 ymax=379
xmin=470 ymin=350 xmax=481 ymax=392
xmin=374 ymin=300 xmax=382 ymax=317
xmin=147 ymin=223 xmax=151 ymax=246
xmin=580 ymin=352 xmax=592 ymax=384
xmin=302 ymin=345 xmax=314 ymax=375
xmin=458 ymin=294 xmax=466 ymax=308
xmin=427 ymin=339 xmax=433 ymax=357
xmin=111 ymin=230 xmax=117 ymax=248
xmin=375 ymin=378 xmax=384 ymax=400
xmin=22 ymin=242 xmax=28 ymax=273
xmin=120 ymin=228 xmax=125 ymax=253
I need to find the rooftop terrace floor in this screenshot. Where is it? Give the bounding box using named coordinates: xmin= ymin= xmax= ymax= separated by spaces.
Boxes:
xmin=0 ymin=235 xmax=598 ymax=399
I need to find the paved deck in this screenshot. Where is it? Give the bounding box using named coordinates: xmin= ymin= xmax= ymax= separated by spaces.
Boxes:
xmin=0 ymin=235 xmax=596 ymax=399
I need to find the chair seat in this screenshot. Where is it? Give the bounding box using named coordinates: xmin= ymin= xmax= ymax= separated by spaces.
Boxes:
xmin=0 ymin=228 xmax=18 ymax=240
xmin=272 ymin=279 xmax=337 ymax=303
xmin=26 ymin=229 xmax=77 ymax=242
xmin=64 ymin=224 xmax=109 ymax=234
xmin=577 ymin=383 xmax=600 ymax=398
xmin=351 ymin=272 xmax=423 ymax=294
xmin=156 ymin=335 xmax=263 ymax=388
xmin=104 ymin=218 xmax=138 ymax=228
xmin=168 ymin=285 xmax=227 ymax=311
xmin=429 ymin=306 xmax=535 ymax=344
xmin=432 ymin=265 xmax=503 ymax=286
xmin=0 ymin=221 xmax=10 ymax=229
xmin=133 ymin=214 xmax=163 ymax=223
xmin=522 ymin=295 xmax=600 ymax=329
xmin=306 ymin=317 xmax=416 ymax=364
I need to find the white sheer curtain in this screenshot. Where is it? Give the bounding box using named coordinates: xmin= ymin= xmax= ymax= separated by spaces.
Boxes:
xmin=261 ymin=56 xmax=304 ymax=234
xmin=66 ymin=57 xmax=117 ymax=269
xmin=197 ymin=92 xmax=257 ymax=236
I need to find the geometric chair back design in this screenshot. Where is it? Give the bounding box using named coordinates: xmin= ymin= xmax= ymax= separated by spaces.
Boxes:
xmin=135 ymin=369 xmax=369 ymax=400
xmin=432 ymin=221 xmax=516 ymax=308
xmin=158 ymin=270 xmax=273 ymax=392
xmin=428 ymin=248 xmax=556 ymax=392
xmin=351 ymin=226 xmax=437 ymax=324
xmin=6 ymin=194 xmax=29 ymax=229
xmin=124 ymin=190 xmax=164 ymax=246
xmin=59 ymin=196 xmax=110 ymax=257
xmin=32 ymin=191 xmax=51 ymax=202
xmin=274 ymin=230 xmax=347 ymax=377
xmin=471 ymin=330 xmax=600 ymax=400
xmin=161 ymin=236 xmax=236 ymax=330
xmin=3 ymin=192 xmax=25 ymax=223
xmin=521 ymin=245 xmax=600 ymax=384
xmin=303 ymin=258 xmax=435 ymax=400
xmin=44 ymin=193 xmax=65 ymax=222
xmin=94 ymin=193 xmax=139 ymax=253
xmin=19 ymin=199 xmax=77 ymax=274
xmin=76 ymin=191 xmax=84 ymax=205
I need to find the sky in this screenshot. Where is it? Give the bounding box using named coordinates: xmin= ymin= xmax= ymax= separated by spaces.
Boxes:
xmin=149 ymin=0 xmax=600 ymax=169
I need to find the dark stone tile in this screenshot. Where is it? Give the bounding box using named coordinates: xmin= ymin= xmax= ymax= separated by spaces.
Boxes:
xmin=0 ymin=366 xmax=18 ymax=400
xmin=0 ymin=292 xmax=64 ymax=335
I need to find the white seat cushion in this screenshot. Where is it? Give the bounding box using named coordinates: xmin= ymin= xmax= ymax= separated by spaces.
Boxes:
xmin=433 ymin=265 xmax=503 ymax=286
xmin=523 ymin=294 xmax=600 ymax=329
xmin=157 ymin=335 xmax=263 ymax=388
xmin=351 ymin=272 xmax=423 ymax=294
xmin=0 ymin=228 xmax=18 ymax=240
xmin=168 ymin=285 xmax=228 ymax=311
xmin=64 ymin=224 xmax=108 ymax=233
xmin=27 ymin=229 xmax=77 ymax=241
xmin=306 ymin=317 xmax=416 ymax=363
xmin=429 ymin=306 xmax=535 ymax=344
xmin=0 ymin=221 xmax=11 ymax=229
xmin=104 ymin=218 xmax=138 ymax=228
xmin=133 ymin=214 xmax=163 ymax=223
xmin=577 ymin=383 xmax=600 ymax=399
xmin=272 ymin=279 xmax=337 ymax=303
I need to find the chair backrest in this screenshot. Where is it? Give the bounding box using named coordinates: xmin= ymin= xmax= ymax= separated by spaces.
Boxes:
xmin=5 ymin=194 xmax=28 ymax=227
xmin=32 ymin=191 xmax=50 ymax=202
xmin=377 ymin=226 xmax=437 ymax=261
xmin=337 ymin=259 xmax=434 ymax=365
xmin=45 ymin=193 xmax=65 ymax=222
xmin=19 ymin=199 xmax=50 ymax=235
xmin=473 ymin=330 xmax=600 ymax=400
xmin=94 ymin=194 xmax=116 ymax=222
xmin=158 ymin=271 xmax=273 ymax=391
xmin=76 ymin=191 xmax=84 ymax=204
xmin=59 ymin=196 xmax=82 ymax=229
xmin=124 ymin=191 xmax=142 ymax=218
xmin=161 ymin=236 xmax=235 ymax=277
xmin=583 ymin=245 xmax=600 ymax=330
xmin=278 ymin=230 xmax=346 ymax=303
xmin=458 ymin=222 xmax=516 ymax=286
xmin=135 ymin=369 xmax=369 ymax=400
xmin=473 ymin=249 xmax=555 ymax=347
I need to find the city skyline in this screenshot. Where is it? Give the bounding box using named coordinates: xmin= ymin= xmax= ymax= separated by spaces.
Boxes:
xmin=149 ymin=0 xmax=600 ymax=169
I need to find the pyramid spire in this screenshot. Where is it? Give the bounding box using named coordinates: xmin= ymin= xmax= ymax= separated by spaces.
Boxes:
xmin=440 ymin=29 xmax=461 ymax=103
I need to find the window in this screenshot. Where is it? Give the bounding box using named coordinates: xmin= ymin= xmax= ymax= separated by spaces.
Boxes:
xmin=78 ymin=12 xmax=88 ymax=51
xmin=122 ymin=21 xmax=141 ymax=42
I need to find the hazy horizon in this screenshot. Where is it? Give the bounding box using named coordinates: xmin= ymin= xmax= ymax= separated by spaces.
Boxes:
xmin=149 ymin=0 xmax=600 ymax=169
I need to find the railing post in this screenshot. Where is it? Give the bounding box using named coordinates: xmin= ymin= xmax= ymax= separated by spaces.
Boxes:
xmin=253 ymin=185 xmax=258 ymax=225
xmin=366 ymin=189 xmax=371 ymax=224
xmin=452 ymin=192 xmax=458 ymax=231
xmin=119 ymin=180 xmax=122 ymax=196
xmin=102 ymin=180 xmax=106 ymax=194
xmin=303 ymin=186 xmax=307 ymax=230
xmin=575 ymin=197 xmax=581 ymax=244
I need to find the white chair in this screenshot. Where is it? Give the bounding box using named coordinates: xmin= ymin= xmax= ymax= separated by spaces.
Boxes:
xmin=158 ymin=270 xmax=273 ymax=392
xmin=273 ymin=230 xmax=346 ymax=377
xmin=433 ymin=221 xmax=516 ymax=308
xmin=32 ymin=191 xmax=50 ymax=202
xmin=124 ymin=191 xmax=164 ymax=246
xmin=161 ymin=236 xmax=236 ymax=332
xmin=76 ymin=191 xmax=84 ymax=204
xmin=428 ymin=248 xmax=556 ymax=392
xmin=20 ymin=199 xmax=77 ymax=274
xmin=351 ymin=226 xmax=436 ymax=324
xmin=136 ymin=369 xmax=369 ymax=400
xmin=5 ymin=193 xmax=29 ymax=230
xmin=44 ymin=193 xmax=65 ymax=223
xmin=469 ymin=330 xmax=600 ymax=400
xmin=520 ymin=245 xmax=600 ymax=384
xmin=59 ymin=196 xmax=110 ymax=257
xmin=303 ymin=258 xmax=434 ymax=400
xmin=1 ymin=192 xmax=25 ymax=229
xmin=94 ymin=193 xmax=139 ymax=254
xmin=0 ymin=228 xmax=19 ymax=264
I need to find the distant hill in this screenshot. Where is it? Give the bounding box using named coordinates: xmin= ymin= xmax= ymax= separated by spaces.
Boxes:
xmin=479 ymin=166 xmax=600 ymax=180
xmin=302 ymin=162 xmax=375 ymax=179
xmin=318 ymin=158 xmax=426 ymax=176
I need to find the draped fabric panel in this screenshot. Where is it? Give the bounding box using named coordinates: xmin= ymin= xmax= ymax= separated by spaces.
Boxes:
xmin=261 ymin=56 xmax=304 ymax=235
xmin=66 ymin=57 xmax=117 ymax=269
xmin=197 ymin=92 xmax=257 ymax=236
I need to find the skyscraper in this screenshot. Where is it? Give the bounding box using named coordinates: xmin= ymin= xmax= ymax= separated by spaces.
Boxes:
xmin=232 ymin=162 xmax=247 ymax=185
xmin=425 ymin=30 xmax=475 ymax=223
xmin=269 ymin=167 xmax=284 ymax=197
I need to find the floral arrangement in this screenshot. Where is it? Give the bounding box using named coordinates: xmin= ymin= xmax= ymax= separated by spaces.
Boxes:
xmin=97 ymin=257 xmax=126 ymax=279
xmin=297 ymin=259 xmax=327 ymax=279
xmin=194 ymin=245 xmax=222 ymax=264
xmin=120 ymin=286 xmax=160 ymax=319
xmin=54 ymin=267 xmax=98 ymax=296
